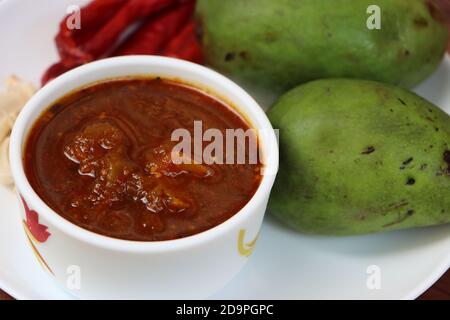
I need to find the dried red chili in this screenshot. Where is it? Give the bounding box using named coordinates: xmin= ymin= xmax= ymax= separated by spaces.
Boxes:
xmin=41 ymin=61 xmax=77 ymax=86
xmin=42 ymin=0 xmax=202 ymax=86
xmin=56 ymin=0 xmax=129 ymax=66
xmin=113 ymin=0 xmax=195 ymax=56
xmin=80 ymin=0 xmax=178 ymax=59
xmin=163 ymin=20 xmax=203 ymax=64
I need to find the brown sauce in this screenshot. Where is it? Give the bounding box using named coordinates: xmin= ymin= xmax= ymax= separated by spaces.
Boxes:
xmin=24 ymin=78 xmax=262 ymax=241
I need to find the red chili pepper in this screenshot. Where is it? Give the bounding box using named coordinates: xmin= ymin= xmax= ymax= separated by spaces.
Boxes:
xmin=56 ymin=0 xmax=180 ymax=65
xmin=56 ymin=0 xmax=129 ymax=66
xmin=113 ymin=0 xmax=195 ymax=56
xmin=41 ymin=61 xmax=78 ymax=86
xmin=163 ymin=20 xmax=203 ymax=64
xmin=81 ymin=0 xmax=179 ymax=58
xmin=43 ymin=0 xmax=203 ymax=86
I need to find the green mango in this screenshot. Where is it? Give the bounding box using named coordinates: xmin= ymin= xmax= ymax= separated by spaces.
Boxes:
xmin=268 ymin=79 xmax=450 ymax=235
xmin=196 ymin=0 xmax=448 ymax=100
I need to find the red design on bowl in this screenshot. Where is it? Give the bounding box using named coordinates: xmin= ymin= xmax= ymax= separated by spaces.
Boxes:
xmin=21 ymin=196 xmax=51 ymax=243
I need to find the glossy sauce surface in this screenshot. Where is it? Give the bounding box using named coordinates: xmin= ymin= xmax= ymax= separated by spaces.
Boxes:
xmin=24 ymin=78 xmax=262 ymax=241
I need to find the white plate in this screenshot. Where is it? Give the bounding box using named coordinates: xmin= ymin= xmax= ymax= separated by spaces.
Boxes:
xmin=1 ymin=0 xmax=450 ymax=300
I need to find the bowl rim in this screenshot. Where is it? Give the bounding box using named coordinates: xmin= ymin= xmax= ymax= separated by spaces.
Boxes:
xmin=9 ymin=55 xmax=279 ymax=253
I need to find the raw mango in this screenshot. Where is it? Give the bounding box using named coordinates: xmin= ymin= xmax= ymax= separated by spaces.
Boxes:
xmin=196 ymin=0 xmax=448 ymax=100
xmin=268 ymin=79 xmax=450 ymax=235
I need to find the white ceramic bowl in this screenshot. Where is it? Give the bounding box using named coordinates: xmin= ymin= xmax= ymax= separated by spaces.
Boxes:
xmin=9 ymin=56 xmax=279 ymax=299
